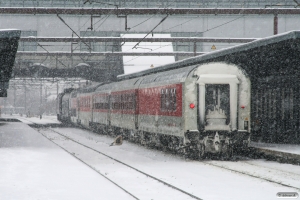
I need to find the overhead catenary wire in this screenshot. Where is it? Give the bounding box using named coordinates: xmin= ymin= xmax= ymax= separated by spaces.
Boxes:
xmin=124 ymin=14 xmax=246 ymax=64
xmin=132 ymin=15 xmax=169 ymax=49
xmin=36 ymin=43 xmax=49 ymax=64
xmin=56 ymin=11 xmax=101 ymax=63
xmin=57 ymin=14 xmax=92 ymax=52
xmin=161 ymin=16 xmax=201 ymax=32
xmin=84 ymin=0 xmax=120 ymax=32
xmin=57 ymin=16 xmax=91 ymax=51
xmin=123 ymin=6 xmax=247 ymax=57
xmin=129 ymin=0 xmax=176 ymax=30
xmin=27 ymin=3 xmax=245 ymax=72
xmin=81 ymin=1 xmax=122 ymax=68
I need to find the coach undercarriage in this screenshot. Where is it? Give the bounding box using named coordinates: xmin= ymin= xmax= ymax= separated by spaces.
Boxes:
xmin=90 ymin=121 xmax=248 ymax=159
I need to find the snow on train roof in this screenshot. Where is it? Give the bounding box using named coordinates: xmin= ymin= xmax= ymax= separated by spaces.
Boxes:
xmin=76 ymin=82 xmax=104 ymax=93
xmin=139 ymin=65 xmax=197 ymax=85
xmin=118 ymin=30 xmax=300 ymax=81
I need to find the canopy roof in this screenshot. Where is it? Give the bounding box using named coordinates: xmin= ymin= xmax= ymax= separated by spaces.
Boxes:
xmin=118 ymin=30 xmax=300 ymax=82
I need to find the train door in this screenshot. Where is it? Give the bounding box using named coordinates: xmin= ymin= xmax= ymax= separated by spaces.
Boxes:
xmin=204 ymin=84 xmax=230 ymax=129
xmin=198 ymin=75 xmax=239 ymax=131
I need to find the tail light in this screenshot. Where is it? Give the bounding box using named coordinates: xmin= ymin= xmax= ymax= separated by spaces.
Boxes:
xmin=189 ymin=103 xmax=195 ymax=109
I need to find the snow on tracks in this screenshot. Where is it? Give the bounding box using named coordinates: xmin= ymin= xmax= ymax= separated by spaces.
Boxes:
xmin=34 ymin=126 xmax=299 ymax=200
xmin=38 ymin=128 xmax=201 ymax=200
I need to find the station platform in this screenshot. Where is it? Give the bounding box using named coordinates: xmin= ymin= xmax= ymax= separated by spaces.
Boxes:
xmin=0 ymin=114 xmax=61 ymax=125
xmin=250 ymin=142 xmax=300 ymax=165
xmin=0 ymin=119 xmax=132 ymax=199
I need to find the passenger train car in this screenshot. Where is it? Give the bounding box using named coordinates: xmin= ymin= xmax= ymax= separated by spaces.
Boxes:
xmin=58 ymin=62 xmax=251 ymax=158
xmin=58 ymin=31 xmax=300 ymax=155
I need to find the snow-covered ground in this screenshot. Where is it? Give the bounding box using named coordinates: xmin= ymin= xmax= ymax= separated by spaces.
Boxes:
xmin=1 ymin=116 xmax=300 ymax=199
xmin=2 ymin=114 xmax=61 ymax=125
xmin=39 ymin=128 xmax=196 ymax=200
xmin=41 ymin=126 xmax=299 ymax=200
xmin=0 ymin=122 xmax=133 ymax=200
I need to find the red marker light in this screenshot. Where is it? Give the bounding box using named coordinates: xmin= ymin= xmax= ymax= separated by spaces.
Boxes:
xmin=241 ymin=105 xmax=245 ymax=109
xmin=190 ymin=103 xmax=195 ymax=109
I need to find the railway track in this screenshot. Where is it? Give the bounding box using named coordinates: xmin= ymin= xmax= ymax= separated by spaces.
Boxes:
xmin=18 ymin=117 xmax=300 ymax=194
xmin=35 ymin=126 xmax=203 ymax=200
xmin=36 ymin=125 xmax=300 ymax=192
xmin=203 ymin=160 xmax=300 ymax=190
xmin=241 ymin=160 xmax=300 ymax=177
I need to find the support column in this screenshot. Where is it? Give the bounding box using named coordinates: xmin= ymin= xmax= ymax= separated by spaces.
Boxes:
xmin=56 ymin=80 xmax=59 ymax=113
xmin=274 ymin=14 xmax=278 ymax=35
xmin=13 ymin=82 xmax=16 ymax=108
xmin=24 ymin=79 xmax=27 ymax=115
xmin=40 ymin=79 xmax=42 ymax=119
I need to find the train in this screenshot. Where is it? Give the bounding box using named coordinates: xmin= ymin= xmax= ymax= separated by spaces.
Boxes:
xmin=57 ymin=62 xmax=251 ymax=159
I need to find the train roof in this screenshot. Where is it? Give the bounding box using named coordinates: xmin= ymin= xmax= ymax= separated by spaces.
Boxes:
xmin=139 ymin=65 xmax=197 ymax=86
xmin=95 ymin=81 xmax=115 ymax=92
xmin=117 ymin=30 xmax=300 ymax=81
xmin=77 ymin=83 xmax=104 ymax=93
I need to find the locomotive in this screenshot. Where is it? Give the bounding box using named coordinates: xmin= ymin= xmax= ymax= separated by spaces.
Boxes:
xmin=57 ymin=62 xmax=251 ymax=159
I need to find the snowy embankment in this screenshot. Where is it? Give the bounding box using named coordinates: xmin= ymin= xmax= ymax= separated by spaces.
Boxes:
xmin=41 ymin=127 xmax=299 ymax=200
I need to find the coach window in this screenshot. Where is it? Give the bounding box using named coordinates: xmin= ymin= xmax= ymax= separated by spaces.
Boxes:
xmin=126 ymin=94 xmax=129 ymax=110
xmin=93 ymin=97 xmax=97 ymax=109
xmin=112 ymin=96 xmax=115 ymax=109
xmin=123 ymin=94 xmax=127 ymax=110
xmin=130 ymin=93 xmax=135 ymax=109
xmin=114 ymin=95 xmax=120 ymax=110
xmin=161 ymin=88 xmax=177 ymax=112
xmin=120 ymin=94 xmax=124 ymax=110
xmin=171 ymin=88 xmax=177 ymax=111
xmin=105 ymin=96 xmax=109 ymax=109
xmin=161 ymin=89 xmax=165 ymax=110
xmin=118 ymin=95 xmax=121 ymax=109
xmin=165 ymin=89 xmax=170 ymax=110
